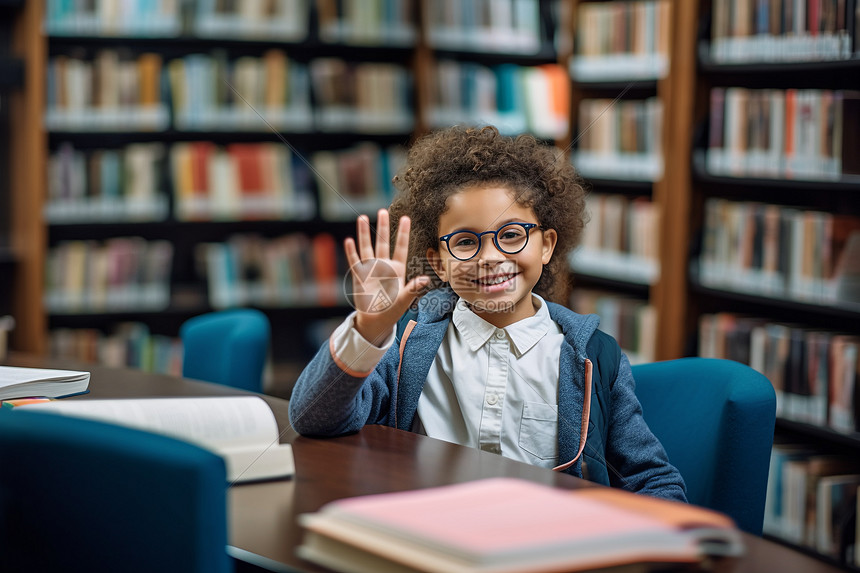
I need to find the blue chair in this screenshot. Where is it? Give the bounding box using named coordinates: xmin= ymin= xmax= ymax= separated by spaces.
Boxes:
xmin=0 ymin=408 xmax=231 ymax=573
xmin=180 ymin=308 xmax=270 ymax=393
xmin=632 ymin=357 xmax=776 ymax=535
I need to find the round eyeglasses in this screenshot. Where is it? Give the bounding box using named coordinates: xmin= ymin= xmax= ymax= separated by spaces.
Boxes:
xmin=439 ymin=222 xmax=543 ymax=261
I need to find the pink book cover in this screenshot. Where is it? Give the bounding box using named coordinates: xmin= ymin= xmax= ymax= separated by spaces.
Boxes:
xmin=320 ymin=478 xmax=737 ymax=565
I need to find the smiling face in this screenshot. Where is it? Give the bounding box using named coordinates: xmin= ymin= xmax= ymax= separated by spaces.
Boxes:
xmin=426 ymin=185 xmax=557 ymax=327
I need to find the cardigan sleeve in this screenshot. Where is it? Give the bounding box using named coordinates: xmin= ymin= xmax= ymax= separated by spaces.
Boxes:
xmin=603 ymin=353 xmax=688 ymax=502
xmin=288 ymin=317 xmax=401 ymax=436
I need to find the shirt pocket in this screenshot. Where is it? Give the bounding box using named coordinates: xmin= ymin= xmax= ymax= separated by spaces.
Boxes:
xmin=518 ymin=401 xmax=558 ymax=460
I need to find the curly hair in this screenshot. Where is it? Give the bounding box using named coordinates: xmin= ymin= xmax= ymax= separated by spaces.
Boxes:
xmin=389 ymin=125 xmax=588 ymax=303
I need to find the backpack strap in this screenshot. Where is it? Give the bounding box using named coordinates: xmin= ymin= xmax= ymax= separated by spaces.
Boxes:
xmin=395 ymin=306 xmax=419 ymax=344
xmin=579 ymin=329 xmax=622 ymax=485
xmin=586 ymin=329 xmax=621 ymax=394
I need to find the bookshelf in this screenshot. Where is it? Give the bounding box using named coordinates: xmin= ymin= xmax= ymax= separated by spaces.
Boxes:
xmin=7 ymin=0 xmax=429 ymax=384
xmin=6 ymin=0 xmax=592 ymax=382
xmin=4 ymin=1 xmax=859 ymax=566
xmin=690 ymin=0 xmax=860 ymax=568
xmin=566 ymin=0 xmax=698 ymax=362
xmin=3 ymin=0 xmax=699 ymax=375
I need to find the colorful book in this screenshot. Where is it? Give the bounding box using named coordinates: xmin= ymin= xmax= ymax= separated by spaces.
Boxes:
xmin=298 ymin=478 xmax=743 ymax=573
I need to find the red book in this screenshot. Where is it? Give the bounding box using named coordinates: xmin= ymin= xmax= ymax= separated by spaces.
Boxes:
xmin=312 ymin=233 xmax=339 ymax=306
xmin=228 ymin=144 xmax=264 ymax=195
xmin=190 ymin=142 xmax=214 ymax=195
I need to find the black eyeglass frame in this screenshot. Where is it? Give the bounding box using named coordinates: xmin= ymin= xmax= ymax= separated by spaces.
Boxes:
xmin=438 ymin=222 xmax=543 ymax=261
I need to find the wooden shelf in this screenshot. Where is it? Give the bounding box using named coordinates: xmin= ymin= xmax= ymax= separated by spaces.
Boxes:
xmin=47 ymin=130 xmax=414 ymax=149
xmin=580 ymin=177 xmax=653 ymax=194
xmin=430 ymin=45 xmax=558 ymax=66
xmin=775 ymin=418 xmax=860 ymax=451
xmin=692 ymin=151 xmax=860 ymax=193
xmin=570 ymin=272 xmax=651 ymax=297
xmin=690 ymin=278 xmax=860 ymax=327
xmin=698 ymin=42 xmax=860 ymax=75
xmin=47 ymin=35 xmax=416 ymax=63
xmin=47 ymin=219 xmax=354 ymax=242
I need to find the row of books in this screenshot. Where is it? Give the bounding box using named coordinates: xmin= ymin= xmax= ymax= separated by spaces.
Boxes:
xmin=193 ymin=0 xmax=308 ymax=40
xmin=45 ymin=238 xmax=173 ymax=314
xmin=168 ymin=50 xmax=312 ymax=132
xmin=573 ymin=97 xmax=664 ymax=181
xmin=46 ymin=51 xmax=414 ymax=134
xmin=698 ymin=198 xmax=860 ymax=306
xmin=570 ymin=193 xmax=660 ymax=285
xmin=50 ymin=323 xmax=183 ymax=377
xmin=171 ymin=141 xmax=315 ymax=221
xmin=316 ymin=0 xmax=416 ymax=46
xmin=46 ymin=0 xmax=420 ymax=45
xmin=571 ymin=0 xmax=670 ymax=81
xmin=699 ymin=312 xmax=859 ymax=433
xmin=198 ymin=232 xmax=344 ymax=310
xmin=45 ymin=0 xmax=306 ymax=42
xmin=423 ymin=0 xmax=543 ymax=54
xmin=709 ymin=0 xmax=857 ymax=63
xmin=47 ymin=142 xmax=169 ymax=223
xmin=707 ymin=87 xmax=859 ymax=180
xmin=46 ymin=140 xmax=406 ymax=224
xmin=311 ymin=142 xmax=406 ymax=221
xmin=427 ymin=61 xmax=569 ymax=140
xmin=569 ymin=288 xmax=656 ymax=364
xmin=46 ymin=52 xmax=168 ymax=131
xmin=45 ymin=0 xmax=183 ymax=37
xmin=309 ymin=58 xmax=414 ymax=133
xmin=764 ymin=443 xmax=860 ymax=567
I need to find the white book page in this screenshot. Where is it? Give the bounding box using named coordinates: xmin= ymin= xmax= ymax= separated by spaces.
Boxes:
xmin=24 ymin=396 xmax=275 ymax=449
xmin=0 ymin=366 xmax=89 ymax=386
xmin=24 ymin=396 xmax=293 ymax=482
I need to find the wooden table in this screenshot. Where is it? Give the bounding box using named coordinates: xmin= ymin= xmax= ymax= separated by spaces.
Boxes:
xmin=4 ymin=354 xmax=846 ymax=573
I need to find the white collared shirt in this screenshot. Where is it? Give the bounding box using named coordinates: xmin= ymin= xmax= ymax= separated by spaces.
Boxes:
xmin=414 ymin=295 xmax=564 ymax=468
xmin=327 ymin=294 xmax=564 ymax=468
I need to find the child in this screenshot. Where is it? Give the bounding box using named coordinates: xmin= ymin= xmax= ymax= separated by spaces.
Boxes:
xmin=289 ymin=126 xmax=687 ymax=501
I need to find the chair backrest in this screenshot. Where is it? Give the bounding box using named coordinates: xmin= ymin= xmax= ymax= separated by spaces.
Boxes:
xmin=0 ymin=408 xmax=232 ymax=573
xmin=180 ymin=308 xmax=270 ymax=393
xmin=631 ymin=357 xmax=776 ymax=535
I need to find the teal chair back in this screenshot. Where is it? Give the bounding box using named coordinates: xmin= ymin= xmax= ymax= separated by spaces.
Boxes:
xmin=181 ymin=308 xmax=270 ymax=393
xmin=631 ymin=357 xmax=776 ymax=535
xmin=0 ymin=408 xmax=232 ymax=573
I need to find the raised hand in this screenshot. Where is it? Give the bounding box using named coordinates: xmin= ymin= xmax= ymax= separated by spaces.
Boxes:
xmin=344 ymin=209 xmax=431 ymax=346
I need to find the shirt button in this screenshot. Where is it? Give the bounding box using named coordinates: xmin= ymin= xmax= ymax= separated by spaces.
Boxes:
xmin=487 ymin=394 xmax=498 ymax=405
xmin=495 ymin=330 xmax=505 ymax=340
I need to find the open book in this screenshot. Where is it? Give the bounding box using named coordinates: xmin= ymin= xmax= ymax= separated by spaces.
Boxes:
xmin=21 ymin=396 xmax=293 ymax=484
xmin=0 ymin=366 xmax=90 ymax=400
xmin=298 ymin=478 xmax=744 ymax=573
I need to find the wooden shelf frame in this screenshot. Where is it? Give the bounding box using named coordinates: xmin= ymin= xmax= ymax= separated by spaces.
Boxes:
xmin=9 ymin=0 xmax=46 ymax=353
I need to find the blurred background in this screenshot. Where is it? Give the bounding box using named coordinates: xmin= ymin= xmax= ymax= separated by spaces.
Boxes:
xmin=1 ymin=1 xmax=859 ymax=566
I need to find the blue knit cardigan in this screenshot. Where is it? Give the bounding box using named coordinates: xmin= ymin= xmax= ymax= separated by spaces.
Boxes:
xmin=289 ymin=287 xmax=687 ymax=501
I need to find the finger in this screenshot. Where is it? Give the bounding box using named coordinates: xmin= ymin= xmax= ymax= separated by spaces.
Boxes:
xmin=388 ymin=276 xmax=432 ymax=317
xmin=374 ymin=209 xmax=390 ymax=260
xmin=356 ymin=215 xmax=373 ymax=261
xmin=344 ymin=237 xmax=360 ymax=270
xmin=391 ymin=216 xmax=411 ymax=265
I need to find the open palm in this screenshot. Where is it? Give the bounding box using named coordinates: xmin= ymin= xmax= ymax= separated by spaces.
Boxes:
xmin=344 ymin=210 xmax=430 ymax=346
